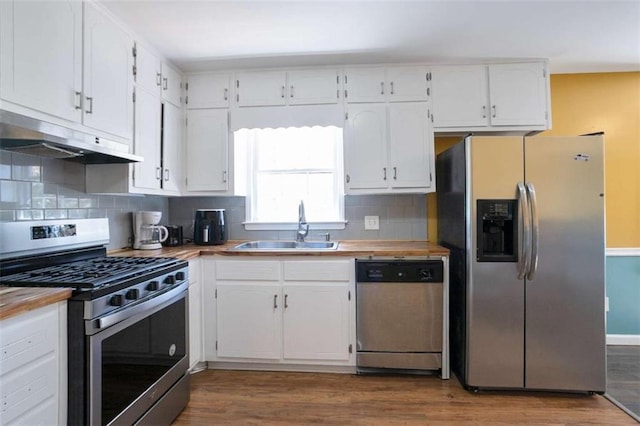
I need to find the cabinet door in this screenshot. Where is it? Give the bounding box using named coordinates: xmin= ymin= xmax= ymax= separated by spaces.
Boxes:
xmin=431 ymin=65 xmax=488 ymax=128
xmin=185 ymin=109 xmax=229 ymax=191
xmin=344 ymin=104 xmax=388 ymax=190
xmin=344 ymin=68 xmax=386 ymax=103
xmin=161 ymin=62 xmax=182 ymax=107
xmin=135 ymin=43 xmax=161 ymax=95
xmin=162 ymin=102 xmax=182 ymax=192
xmin=282 ymin=283 xmax=350 ymax=361
xmin=0 ymin=1 xmax=82 ymax=122
xmin=83 ymin=2 xmax=133 ymax=140
xmin=287 ymin=69 xmax=340 ymax=105
xmin=186 ymin=73 xmax=230 ymax=109
xmin=387 ymin=67 xmax=429 ymax=102
xmin=388 ymin=103 xmax=433 ymax=190
xmin=488 ymin=63 xmax=548 ymax=126
xmin=216 ymin=283 xmax=281 ymax=359
xmin=133 ymin=87 xmax=161 ymax=190
xmin=236 ymin=71 xmax=287 ymax=107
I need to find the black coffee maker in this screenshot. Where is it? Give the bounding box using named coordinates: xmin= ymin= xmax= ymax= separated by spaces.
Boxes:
xmin=194 ymin=209 xmax=227 ymax=245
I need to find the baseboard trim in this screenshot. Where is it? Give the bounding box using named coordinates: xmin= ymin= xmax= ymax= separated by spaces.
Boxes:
xmin=606 ymin=248 xmax=640 ymax=257
xmin=607 ymin=334 xmax=640 ymax=345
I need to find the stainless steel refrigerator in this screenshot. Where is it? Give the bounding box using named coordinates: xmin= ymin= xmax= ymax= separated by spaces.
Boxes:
xmin=437 ymin=134 xmax=605 ymax=393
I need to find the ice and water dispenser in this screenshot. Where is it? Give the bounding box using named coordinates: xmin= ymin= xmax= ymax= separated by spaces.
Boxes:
xmin=476 ymin=200 xmax=518 ymax=262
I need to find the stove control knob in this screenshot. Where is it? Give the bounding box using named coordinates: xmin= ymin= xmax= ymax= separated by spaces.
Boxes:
xmin=176 ymin=271 xmax=186 ymax=281
xmin=126 ymin=289 xmax=140 ymax=300
xmin=418 ymin=268 xmax=432 ymax=281
xmin=147 ymin=281 xmax=160 ymax=291
xmin=164 ymin=275 xmax=176 ymax=285
xmin=110 ymin=294 xmax=124 ymax=307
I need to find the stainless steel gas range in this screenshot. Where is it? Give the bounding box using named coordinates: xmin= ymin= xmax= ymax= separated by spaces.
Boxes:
xmin=0 ymin=219 xmax=190 ymax=426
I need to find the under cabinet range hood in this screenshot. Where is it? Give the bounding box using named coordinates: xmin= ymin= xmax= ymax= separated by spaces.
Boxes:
xmin=0 ymin=110 xmax=143 ymax=164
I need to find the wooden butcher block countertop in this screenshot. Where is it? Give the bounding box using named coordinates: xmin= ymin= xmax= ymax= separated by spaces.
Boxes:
xmin=111 ymin=240 xmax=450 ymax=260
xmin=0 ymin=286 xmax=71 ymax=321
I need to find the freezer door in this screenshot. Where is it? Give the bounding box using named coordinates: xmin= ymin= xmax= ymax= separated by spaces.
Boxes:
xmin=467 ymin=136 xmax=525 ymax=388
xmin=524 ymin=135 xmax=606 ymax=392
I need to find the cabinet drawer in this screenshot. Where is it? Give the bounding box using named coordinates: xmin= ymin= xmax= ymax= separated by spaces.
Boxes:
xmin=283 ymin=260 xmax=351 ymax=282
xmin=216 ymin=260 xmax=280 ymax=281
xmin=0 ymin=354 xmax=58 ymax=425
xmin=0 ymin=304 xmax=58 ymax=376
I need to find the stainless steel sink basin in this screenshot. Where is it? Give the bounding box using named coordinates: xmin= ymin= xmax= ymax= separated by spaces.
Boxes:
xmin=233 ymin=240 xmax=339 ymax=250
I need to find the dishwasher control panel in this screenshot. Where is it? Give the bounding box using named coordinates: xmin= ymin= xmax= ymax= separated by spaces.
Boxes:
xmin=356 ymin=260 xmax=444 ymax=282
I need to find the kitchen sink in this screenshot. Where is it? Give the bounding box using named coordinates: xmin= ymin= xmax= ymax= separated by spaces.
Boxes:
xmin=233 ymin=240 xmax=339 ymax=250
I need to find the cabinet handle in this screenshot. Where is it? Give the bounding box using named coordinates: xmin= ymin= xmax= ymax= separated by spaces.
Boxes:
xmin=390 ymin=81 xmax=394 ymax=95
xmin=393 ymin=166 xmax=397 ymax=180
xmin=74 ymin=91 xmax=82 ymax=110
xmin=163 ymin=77 xmax=168 ymax=90
xmin=492 ymin=105 xmax=497 ymax=118
xmin=156 ymin=72 xmax=162 ymax=86
xmin=383 ymin=167 xmax=387 ymax=180
xmin=281 ymin=86 xmax=285 ymax=98
xmin=224 ymin=88 xmax=228 ymax=101
xmin=273 ymin=294 xmax=278 ymax=309
xmin=427 ymin=87 xmax=430 ymax=96
xmin=380 ymin=82 xmax=384 ymax=95
xmin=346 ymin=174 xmax=350 ymax=183
xmin=284 ymin=294 xmax=288 ymax=309
xmin=85 ymin=96 xmax=93 ymax=114
xmin=156 ymin=167 xmax=162 ymax=180
xmin=482 ymin=106 xmax=487 ymax=118
xmin=290 ymin=85 xmax=294 ymax=98
xmin=222 ymin=170 xmax=227 ymax=183
xmin=164 ymin=168 xmax=170 ymax=181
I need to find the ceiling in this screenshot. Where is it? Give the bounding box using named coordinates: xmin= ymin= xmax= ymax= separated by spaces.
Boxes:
xmin=101 ymin=0 xmax=640 ymax=74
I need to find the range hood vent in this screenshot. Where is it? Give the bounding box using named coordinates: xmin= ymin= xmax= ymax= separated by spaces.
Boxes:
xmin=0 ymin=110 xmax=143 ymax=164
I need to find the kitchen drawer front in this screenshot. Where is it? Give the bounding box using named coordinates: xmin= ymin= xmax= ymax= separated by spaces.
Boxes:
xmin=283 ymin=259 xmax=352 ymax=282
xmin=0 ymin=353 xmax=58 ymax=425
xmin=216 ymin=259 xmax=280 ymax=281
xmin=0 ymin=303 xmax=58 ymax=375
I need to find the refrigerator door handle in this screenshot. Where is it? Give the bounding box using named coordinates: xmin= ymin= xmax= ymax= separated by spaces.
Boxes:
xmin=517 ymin=182 xmax=531 ymax=280
xmin=526 ymin=182 xmax=539 ymax=280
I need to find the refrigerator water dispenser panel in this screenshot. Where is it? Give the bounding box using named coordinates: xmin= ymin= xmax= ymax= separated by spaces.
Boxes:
xmin=476 ymin=199 xmax=517 ymax=262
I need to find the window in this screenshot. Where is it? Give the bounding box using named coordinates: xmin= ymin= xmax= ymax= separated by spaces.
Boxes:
xmin=234 ymin=126 xmax=345 ymax=229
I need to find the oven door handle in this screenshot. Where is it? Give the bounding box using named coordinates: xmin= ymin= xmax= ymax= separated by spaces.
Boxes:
xmin=96 ymin=282 xmax=188 ymax=331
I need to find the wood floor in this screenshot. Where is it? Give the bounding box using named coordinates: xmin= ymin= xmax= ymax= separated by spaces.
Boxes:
xmin=172 ymin=370 xmax=636 ymax=425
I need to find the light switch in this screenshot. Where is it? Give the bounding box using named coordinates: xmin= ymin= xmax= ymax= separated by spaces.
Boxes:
xmin=364 ymin=215 xmax=380 ymax=230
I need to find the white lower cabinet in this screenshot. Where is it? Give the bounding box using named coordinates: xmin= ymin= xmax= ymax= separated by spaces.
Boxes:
xmin=188 ymin=259 xmax=203 ymax=370
xmin=210 ymin=258 xmax=355 ymax=368
xmin=0 ymin=302 xmax=67 ymax=426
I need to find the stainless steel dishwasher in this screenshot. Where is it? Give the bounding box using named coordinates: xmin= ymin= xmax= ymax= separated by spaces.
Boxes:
xmin=356 ymin=258 xmax=449 ymax=378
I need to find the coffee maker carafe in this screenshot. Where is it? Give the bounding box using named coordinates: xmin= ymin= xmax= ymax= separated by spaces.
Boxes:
xmin=133 ymin=211 xmax=168 ymax=250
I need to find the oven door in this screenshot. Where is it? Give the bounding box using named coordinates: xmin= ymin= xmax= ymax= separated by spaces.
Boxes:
xmin=88 ymin=285 xmax=189 ymax=426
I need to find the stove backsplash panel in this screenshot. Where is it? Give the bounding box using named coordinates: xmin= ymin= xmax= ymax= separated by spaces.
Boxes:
xmin=0 ymin=150 xmax=169 ymax=250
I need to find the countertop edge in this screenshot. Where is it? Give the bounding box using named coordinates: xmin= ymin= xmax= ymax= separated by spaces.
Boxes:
xmin=0 ymin=287 xmax=72 ymax=321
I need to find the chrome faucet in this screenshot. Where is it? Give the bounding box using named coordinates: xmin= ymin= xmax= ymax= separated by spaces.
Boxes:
xmin=296 ymin=200 xmax=309 ymax=242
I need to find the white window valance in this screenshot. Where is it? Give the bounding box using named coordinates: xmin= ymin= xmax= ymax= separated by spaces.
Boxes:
xmin=230 ymin=105 xmax=344 ymax=131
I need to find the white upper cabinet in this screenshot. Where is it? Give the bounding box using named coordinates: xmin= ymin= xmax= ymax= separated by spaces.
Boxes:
xmin=388 ymin=103 xmax=433 ymax=189
xmin=344 ymin=104 xmax=388 ymax=190
xmin=488 ymin=63 xmax=548 ymax=126
xmin=134 ymin=43 xmax=162 ymax=95
xmin=133 ymin=86 xmax=162 ymax=191
xmin=186 ymin=73 xmax=230 ymax=109
xmin=344 ymin=66 xmax=429 ymax=103
xmin=344 ymin=67 xmax=386 ymax=103
xmin=287 ymin=69 xmax=340 ymax=105
xmin=162 ymin=102 xmax=183 ymax=192
xmin=0 ymin=0 xmax=83 ymax=123
xmin=236 ymin=71 xmax=287 ymax=107
xmin=431 ymin=65 xmax=488 ymax=128
xmin=185 ymin=109 xmax=229 ymax=192
xmin=431 ymin=62 xmax=550 ymax=131
xmin=161 ymin=62 xmax=182 ymax=106
xmin=83 ymin=2 xmax=133 ymax=141
xmin=345 ymin=103 xmax=434 ymax=194
xmin=386 ymin=66 xmax=430 ymax=102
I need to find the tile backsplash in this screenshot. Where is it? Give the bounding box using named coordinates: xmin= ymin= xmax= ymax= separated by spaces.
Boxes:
xmin=168 ymin=194 xmax=428 ymax=242
xmin=0 ymin=150 xmax=168 ymax=250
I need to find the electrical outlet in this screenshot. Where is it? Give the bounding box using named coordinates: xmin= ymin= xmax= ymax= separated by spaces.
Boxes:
xmin=364 ymin=215 xmax=380 ymax=230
